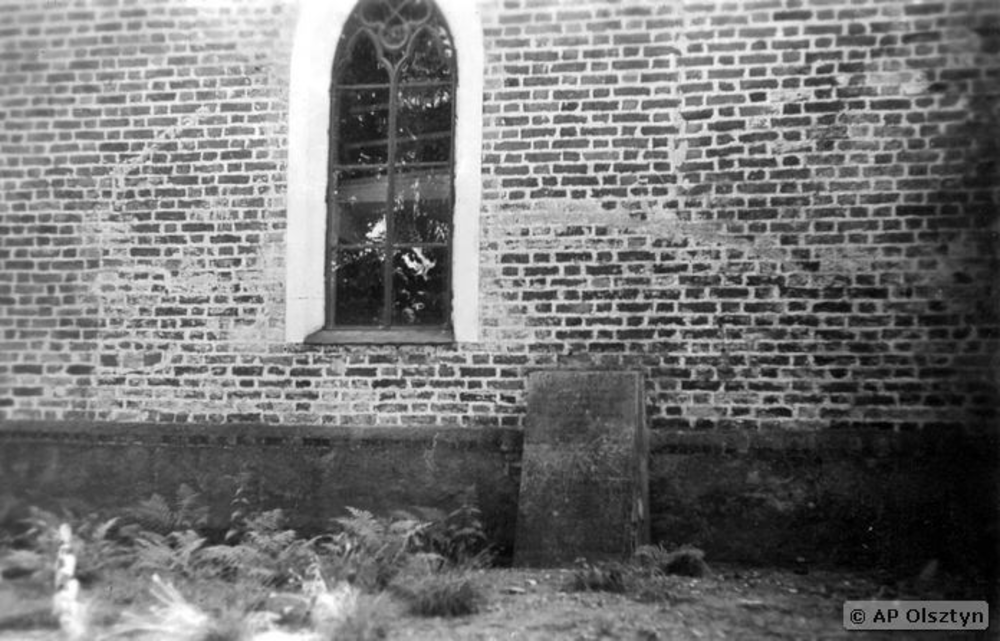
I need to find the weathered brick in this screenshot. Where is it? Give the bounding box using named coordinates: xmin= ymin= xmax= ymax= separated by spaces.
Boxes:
xmin=0 ymin=0 xmax=994 ymax=442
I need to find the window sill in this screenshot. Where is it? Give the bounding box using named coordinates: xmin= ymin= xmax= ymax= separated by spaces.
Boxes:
xmin=304 ymin=327 xmax=455 ymax=345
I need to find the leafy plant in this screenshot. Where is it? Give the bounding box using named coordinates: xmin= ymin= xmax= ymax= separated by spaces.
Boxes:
xmin=415 ymin=501 xmax=490 ymax=567
xmin=3 ymin=497 xmax=498 ymax=639
xmin=132 ymin=529 xmax=207 ymax=579
xmin=220 ymin=469 xmax=255 ymax=545
xmin=317 ymin=507 xmax=432 ymax=591
xmin=124 ymin=483 xmax=209 ymax=535
xmin=108 ymin=573 xmax=220 ymax=641
xmin=199 ymin=509 xmax=313 ymax=588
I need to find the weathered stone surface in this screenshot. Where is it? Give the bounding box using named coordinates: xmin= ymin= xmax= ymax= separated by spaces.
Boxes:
xmin=514 ymin=370 xmax=648 ymax=567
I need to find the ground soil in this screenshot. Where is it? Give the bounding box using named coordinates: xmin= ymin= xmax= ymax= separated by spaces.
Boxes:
xmin=390 ymin=566 xmax=995 ymax=641
xmin=1 ymin=565 xmax=995 ymax=640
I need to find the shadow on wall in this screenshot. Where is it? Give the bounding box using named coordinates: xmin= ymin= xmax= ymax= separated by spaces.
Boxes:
xmin=650 ymin=429 xmax=1000 ymax=580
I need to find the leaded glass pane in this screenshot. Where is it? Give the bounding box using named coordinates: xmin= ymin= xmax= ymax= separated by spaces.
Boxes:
xmin=357 ymin=0 xmax=436 ymax=56
xmin=337 ymin=33 xmax=389 ymax=85
xmin=334 ymin=247 xmax=385 ymax=325
xmin=398 ymin=27 xmax=453 ymax=84
xmin=356 ymin=0 xmax=392 ymax=25
xmin=393 ymin=170 xmax=450 ymax=243
xmin=396 ymin=84 xmax=452 ymax=164
xmin=336 ymin=87 xmax=389 ymax=165
xmin=392 ymin=246 xmax=448 ymax=325
xmin=336 ymin=200 xmax=387 ymax=245
xmin=333 ymin=167 xmax=388 ymax=244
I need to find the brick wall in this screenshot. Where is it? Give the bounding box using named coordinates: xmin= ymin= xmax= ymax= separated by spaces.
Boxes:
xmin=1 ymin=0 xmax=998 ymax=433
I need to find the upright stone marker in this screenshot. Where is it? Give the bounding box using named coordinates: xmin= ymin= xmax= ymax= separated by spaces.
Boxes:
xmin=514 ymin=370 xmax=649 ymax=567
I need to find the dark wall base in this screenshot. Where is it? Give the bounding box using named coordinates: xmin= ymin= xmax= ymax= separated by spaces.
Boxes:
xmin=1 ymin=421 xmax=996 ymax=578
xmin=650 ymin=429 xmax=1000 ymax=579
xmin=0 ymin=422 xmax=523 ymax=560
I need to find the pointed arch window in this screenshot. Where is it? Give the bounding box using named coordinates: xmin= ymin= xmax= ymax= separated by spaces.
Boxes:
xmin=313 ymin=0 xmax=456 ymax=342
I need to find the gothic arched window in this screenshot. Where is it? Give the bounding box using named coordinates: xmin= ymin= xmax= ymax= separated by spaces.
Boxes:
xmin=325 ymin=0 xmax=456 ymax=337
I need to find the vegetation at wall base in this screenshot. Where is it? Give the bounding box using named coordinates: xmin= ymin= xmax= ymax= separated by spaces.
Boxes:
xmin=565 ymin=545 xmax=710 ymax=601
xmin=0 ymin=487 xmax=490 ymax=639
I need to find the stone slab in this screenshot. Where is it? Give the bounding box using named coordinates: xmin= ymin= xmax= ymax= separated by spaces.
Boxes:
xmin=514 ymin=370 xmax=649 ymax=567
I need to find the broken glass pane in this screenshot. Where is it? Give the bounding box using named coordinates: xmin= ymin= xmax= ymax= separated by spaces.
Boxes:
xmin=393 ymin=170 xmax=451 ymax=243
xmin=392 ymin=246 xmax=448 ymax=326
xmin=336 ymin=87 xmax=389 ymax=165
xmin=396 ymin=84 xmax=452 ymax=164
xmin=334 ymin=246 xmax=385 ymax=326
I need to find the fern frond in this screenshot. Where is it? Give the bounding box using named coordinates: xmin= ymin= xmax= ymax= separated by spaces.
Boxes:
xmin=91 ymin=516 xmax=120 ymax=542
xmin=125 ymin=485 xmax=210 ymax=535
xmin=132 ymin=530 xmax=207 ymax=576
xmin=174 ymin=483 xmax=209 ymax=530
xmin=197 ymin=542 xmax=258 ymax=570
xmin=335 ymin=507 xmax=383 ymax=545
xmin=396 ymin=506 xmax=446 ymax=523
xmin=126 ymin=494 xmax=174 ymax=533
xmin=172 ymin=530 xmax=207 ymax=567
xmin=244 ymin=509 xmax=286 ymax=535
xmin=387 ymin=519 xmax=426 ymax=536
xmin=133 ymin=533 xmax=178 ymax=572
xmin=111 ymin=574 xmax=213 ymax=640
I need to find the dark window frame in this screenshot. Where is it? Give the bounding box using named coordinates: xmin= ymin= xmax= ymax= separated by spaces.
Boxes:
xmin=307 ymin=0 xmax=457 ymax=345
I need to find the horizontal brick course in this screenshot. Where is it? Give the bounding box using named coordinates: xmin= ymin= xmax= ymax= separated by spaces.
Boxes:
xmin=0 ymin=0 xmax=997 ymax=435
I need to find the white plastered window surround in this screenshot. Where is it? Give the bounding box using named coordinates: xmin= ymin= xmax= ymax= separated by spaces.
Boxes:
xmin=285 ymin=0 xmax=483 ymax=344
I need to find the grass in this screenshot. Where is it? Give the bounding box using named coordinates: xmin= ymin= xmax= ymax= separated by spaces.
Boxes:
xmin=565 ymin=545 xmax=711 ymax=600
xmin=634 ymin=544 xmax=709 ymax=578
xmin=391 ymin=572 xmax=486 ymax=617
xmin=317 ymin=593 xmax=397 ymax=640
xmin=566 ymin=563 xmax=628 ymax=593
